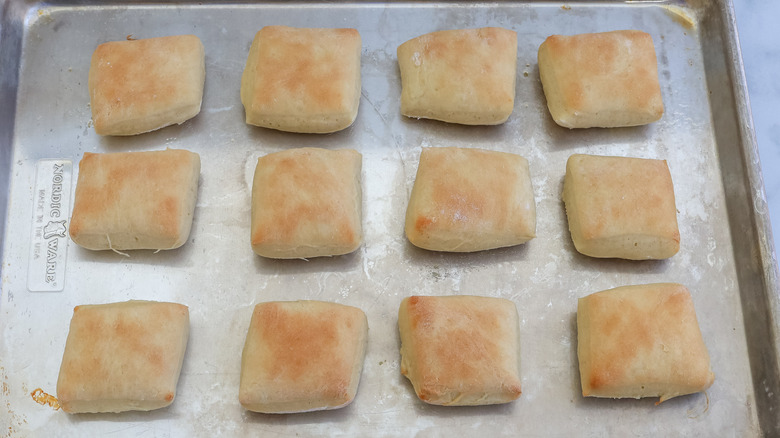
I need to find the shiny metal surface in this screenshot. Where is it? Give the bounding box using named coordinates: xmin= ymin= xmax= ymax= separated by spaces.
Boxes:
xmin=0 ymin=0 xmax=777 ymax=435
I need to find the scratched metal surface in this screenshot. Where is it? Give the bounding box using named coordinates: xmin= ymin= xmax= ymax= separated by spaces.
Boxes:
xmin=0 ymin=0 xmax=778 ymax=436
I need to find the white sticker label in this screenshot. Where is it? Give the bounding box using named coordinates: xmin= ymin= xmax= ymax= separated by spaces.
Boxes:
xmin=27 ymin=159 xmax=72 ymax=292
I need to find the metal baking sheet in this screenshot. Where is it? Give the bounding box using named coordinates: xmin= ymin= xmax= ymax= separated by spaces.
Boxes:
xmin=1 ymin=0 xmax=778 ymax=436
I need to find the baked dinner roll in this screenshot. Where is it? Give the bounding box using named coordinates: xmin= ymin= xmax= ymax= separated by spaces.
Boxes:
xmin=239 ymin=300 xmax=369 ymax=413
xmin=397 ymin=27 xmax=517 ymax=125
xmin=89 ymin=35 xmax=205 ymax=136
xmin=251 ymin=147 xmax=363 ymax=259
xmin=69 ymin=148 xmax=201 ymax=252
xmin=405 ymin=147 xmax=536 ymax=252
xmin=56 ymin=300 xmax=190 ymax=413
xmin=240 ymin=26 xmax=362 ymax=133
xmin=398 ymin=295 xmax=522 ymax=406
xmin=577 ymin=283 xmax=715 ymax=403
xmin=538 ymin=30 xmax=664 ymax=128
xmin=562 ymin=154 xmax=679 ymax=260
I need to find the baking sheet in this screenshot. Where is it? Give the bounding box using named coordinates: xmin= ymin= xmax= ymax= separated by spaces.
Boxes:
xmin=1 ymin=0 xmax=779 ymax=436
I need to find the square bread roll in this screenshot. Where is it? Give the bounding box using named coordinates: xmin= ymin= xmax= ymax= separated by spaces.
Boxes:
xmin=239 ymin=300 xmax=369 ymax=413
xmin=562 ymin=154 xmax=679 ymax=260
xmin=398 ymin=295 xmax=522 ymax=406
xmin=69 ymin=148 xmax=201 ymax=251
xmin=89 ymin=35 xmax=206 ymax=136
xmin=405 ymin=147 xmax=536 ymax=252
xmin=56 ymin=300 xmax=190 ymax=413
xmin=251 ymin=147 xmax=362 ymax=258
xmin=240 ymin=26 xmax=362 ymax=133
xmin=538 ymin=30 xmax=664 ymax=128
xmin=397 ymin=27 xmax=517 ymax=125
xmin=577 ymin=283 xmax=715 ymax=403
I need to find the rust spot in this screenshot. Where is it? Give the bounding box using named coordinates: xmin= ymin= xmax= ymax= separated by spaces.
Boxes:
xmin=30 ymin=388 xmax=60 ymax=410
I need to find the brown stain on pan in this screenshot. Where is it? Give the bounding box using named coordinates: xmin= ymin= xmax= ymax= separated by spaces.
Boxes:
xmin=30 ymin=388 xmax=60 ymax=411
